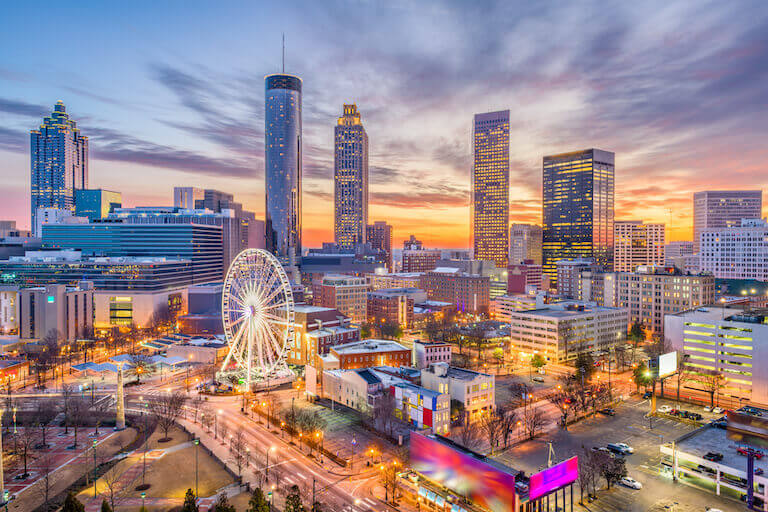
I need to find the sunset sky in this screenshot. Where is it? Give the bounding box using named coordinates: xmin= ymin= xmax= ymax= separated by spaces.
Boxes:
xmin=1 ymin=1 xmax=766 ymax=248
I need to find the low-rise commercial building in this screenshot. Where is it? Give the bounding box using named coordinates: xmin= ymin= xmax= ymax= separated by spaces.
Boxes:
xmin=507 ymin=302 xmax=627 ymax=363
xmin=165 ymin=339 xmax=229 ymax=364
xmin=402 ymin=235 xmax=441 ymax=272
xmin=420 ymin=268 xmax=490 ymax=314
xmin=421 ymin=362 xmax=495 ymax=421
xmin=367 ymin=288 xmax=424 ymax=328
xmin=312 ymin=274 xmax=368 ymax=323
xmin=412 ymin=340 xmax=452 ymax=369
xmin=507 ymin=260 xmax=543 ymax=294
xmin=317 ymin=339 xmax=411 ymax=375
xmin=288 ymin=305 xmax=358 ymax=366
xmin=489 ymin=292 xmax=551 ymax=322
xmin=368 ymin=272 xmax=423 ymax=290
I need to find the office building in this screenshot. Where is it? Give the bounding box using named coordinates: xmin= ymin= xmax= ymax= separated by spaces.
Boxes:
xmin=507 ymin=302 xmax=627 ymax=363
xmin=30 ymin=101 xmax=88 ymax=235
xmin=604 ymin=266 xmax=715 ymax=336
xmin=472 ymin=110 xmax=510 ymax=268
xmin=0 ymin=221 xmax=29 ymax=239
xmin=318 ymin=339 xmax=412 ymax=373
xmin=368 ymin=272 xmax=423 ymax=290
xmin=366 ymin=221 xmax=393 ymax=272
xmin=392 ymin=381 xmax=451 ymax=434
xmin=287 ymin=304 xmax=358 ymax=366
xmin=178 ymin=283 xmax=223 ymax=335
xmin=421 ymin=362 xmax=495 ymax=422
xmin=665 ymin=241 xmax=699 ymax=273
xmin=436 ymin=258 xmax=507 ymax=299
xmin=543 ymin=149 xmax=615 ymax=281
xmin=41 ymin=223 xmax=222 ymax=284
xmin=490 ymin=292 xmax=552 ymax=323
xmin=412 ymin=340 xmax=452 ymax=369
xmin=367 ymin=288 xmax=423 ymax=329
xmin=665 ymin=306 xmax=768 ymax=404
xmin=18 ymin=282 xmax=94 ymax=343
xmin=419 ymin=268 xmax=490 ymax=314
xmin=402 ymin=235 xmax=440 ymax=272
xmin=510 ymin=224 xmax=542 ymax=265
xmin=507 ymin=260 xmax=543 ymax=294
xmin=312 ymin=274 xmax=368 ymax=323
xmin=33 ymin=207 xmax=87 ymax=238
xmin=693 ymin=190 xmax=762 ymax=251
xmin=666 ymin=241 xmax=696 ymax=259
xmin=74 ymin=189 xmax=122 ymax=221
xmin=334 ymin=104 xmax=369 ymax=251
xmin=613 ymin=220 xmax=665 ymax=272
xmin=699 ymin=219 xmax=768 ymax=280
xmin=173 ymin=187 xmax=205 ymax=210
xmin=265 ymin=73 xmax=302 ymax=261
xmin=556 ymin=259 xmax=598 ymax=299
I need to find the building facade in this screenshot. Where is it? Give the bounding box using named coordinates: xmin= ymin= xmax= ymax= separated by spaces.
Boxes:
xmin=507 ymin=302 xmax=627 ymax=363
xmin=507 ymin=260 xmax=543 ymax=294
xmin=543 ymin=149 xmax=615 ymax=282
xmin=556 ymin=259 xmax=597 ymax=299
xmin=368 ymin=272 xmax=423 ymax=290
xmin=412 ymin=340 xmax=452 ymax=369
xmin=367 ymin=288 xmax=418 ymax=329
xmin=74 ymin=189 xmax=122 ymax=221
xmin=18 ymin=282 xmax=94 ymax=343
xmin=366 ymin=221 xmax=393 ymax=272
xmin=699 ymin=219 xmax=768 ymax=280
xmin=489 ymin=293 xmax=550 ymax=323
xmin=402 ymin=235 xmax=440 ymax=273
xmin=420 ymin=268 xmax=490 ymax=314
xmin=421 ymin=363 xmax=495 ymax=422
xmin=613 ymin=220 xmax=665 ymax=272
xmin=312 ymin=275 xmax=368 ymax=324
xmin=510 ymin=224 xmax=543 ymax=265
xmin=287 ymin=304 xmax=358 ymax=366
xmin=30 ymin=102 xmax=88 ymax=235
xmin=604 ymin=266 xmax=716 ymax=336
xmin=693 ymin=190 xmax=762 ymax=251
xmin=320 ymin=339 xmax=412 ymax=371
xmin=472 ymin=110 xmax=510 ymax=268
xmin=265 ymin=74 xmax=302 ymax=262
xmin=334 ymin=104 xmax=369 ymax=251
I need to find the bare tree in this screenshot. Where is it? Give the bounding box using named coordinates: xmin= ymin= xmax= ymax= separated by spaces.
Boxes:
xmin=128 ymin=353 xmax=154 ymax=384
xmin=219 ymin=420 xmax=230 ymax=443
xmin=35 ymin=452 xmax=59 ymax=508
xmin=17 ymin=421 xmax=40 ymax=478
xmin=697 ymin=369 xmax=725 ymax=408
xmin=148 ymin=391 xmax=186 ymax=441
xmin=371 ymin=392 xmax=396 ymax=436
xmin=523 ymin=405 xmax=546 ymax=440
xmin=190 ymin=393 xmax=205 ymax=424
xmin=61 ymin=383 xmax=76 ymax=434
xmin=498 ymin=404 xmax=519 ymax=449
xmin=33 ymin=400 xmax=58 ymax=449
xmin=456 ymin=410 xmax=481 ymax=450
xmin=230 ymin=429 xmax=248 ymax=478
xmin=479 ymin=410 xmax=504 ymax=454
xmin=68 ymin=398 xmax=90 ymax=449
xmin=675 ymin=354 xmax=692 ymax=405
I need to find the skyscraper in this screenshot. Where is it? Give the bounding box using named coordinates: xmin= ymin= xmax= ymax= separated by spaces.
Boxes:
xmin=693 ymin=190 xmax=762 ymax=251
xmin=30 ymin=101 xmax=88 ymax=235
xmin=367 ymin=221 xmax=393 ymax=271
xmin=334 ymin=104 xmax=369 ymax=252
xmin=265 ymin=74 xmax=302 ymax=261
xmin=472 ymin=110 xmax=510 ymax=268
xmin=542 ymin=149 xmax=615 ymax=281
xmin=509 ymin=224 xmax=543 ymax=265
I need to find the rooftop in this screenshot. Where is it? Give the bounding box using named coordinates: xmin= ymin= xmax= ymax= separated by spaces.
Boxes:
xmin=306 ymin=325 xmax=359 ymax=338
xmin=294 ymin=305 xmax=337 ymax=314
xmin=331 ymin=339 xmax=409 ymax=355
xmin=424 ymin=363 xmax=492 ymax=381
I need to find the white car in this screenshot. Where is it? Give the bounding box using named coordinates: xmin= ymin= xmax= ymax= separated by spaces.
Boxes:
xmin=615 ymin=442 xmax=635 ymax=454
xmin=620 ymin=476 xmax=642 ymax=489
xmin=712 ymin=407 xmax=724 ymax=414
xmin=703 ymin=406 xmax=712 ymax=412
xmin=659 ymin=405 xmax=672 ymax=413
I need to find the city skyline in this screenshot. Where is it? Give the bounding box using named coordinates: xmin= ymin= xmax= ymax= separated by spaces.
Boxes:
xmin=1 ymin=2 xmax=767 ymax=247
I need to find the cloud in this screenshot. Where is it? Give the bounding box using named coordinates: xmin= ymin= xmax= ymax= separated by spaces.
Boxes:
xmin=0 ymin=98 xmax=46 ymax=118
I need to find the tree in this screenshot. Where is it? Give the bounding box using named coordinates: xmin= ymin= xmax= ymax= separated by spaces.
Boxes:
xmin=378 ymin=321 xmax=403 ymax=340
xmin=100 ymin=499 xmax=113 ymax=512
xmin=454 ymin=409 xmax=481 ymax=450
xmin=33 ymin=399 xmax=58 ymax=448
xmin=552 ymin=377 xmax=577 ymax=426
xmin=479 ymin=410 xmax=504 ymax=454
xmin=379 ymin=460 xmax=401 ymax=504
xmin=231 ymin=430 xmax=248 ymax=478
xmin=182 ymin=488 xmax=199 ymax=512
xmin=597 ymin=452 xmax=626 ymax=489
xmin=371 ymin=392 xmax=396 ymax=436
xmin=68 ymin=398 xmax=89 ymax=449
xmin=17 ymin=420 xmax=40 ymax=478
xmin=675 ymin=354 xmax=692 ymax=404
xmin=212 ymin=494 xmax=237 ymax=512
xmin=574 ymin=352 xmax=595 ymax=381
xmin=128 ymin=354 xmax=154 ymax=384
xmin=148 ymin=391 xmax=186 ymax=441
xmin=62 ymin=491 xmax=85 ymax=512
xmin=633 ymin=361 xmax=653 ymax=392
xmin=577 ymin=447 xmax=598 ymax=503
xmin=359 ymin=323 xmax=373 ymax=339
xmin=492 ymin=347 xmax=504 ymax=370
xmin=284 ymin=484 xmax=306 ymax=512
xmin=61 ymin=383 xmax=76 ymax=434
xmin=247 ymin=487 xmax=271 ymax=512
xmin=698 ymin=369 xmax=725 ymax=407
xmin=35 ymin=452 xmax=59 ymax=508
xmin=100 ymin=460 xmax=126 ymax=512
xmin=628 ymin=322 xmax=645 ymax=346
xmin=523 ymin=405 xmax=545 ymax=440
xmin=498 ymin=404 xmax=519 ymax=449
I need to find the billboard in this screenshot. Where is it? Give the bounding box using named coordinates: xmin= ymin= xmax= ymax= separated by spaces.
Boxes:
xmin=410 ymin=432 xmax=516 ymax=512
xmin=529 ymin=457 xmax=579 ymax=500
xmin=658 ymin=351 xmax=677 ymax=378
xmin=727 ymin=411 xmax=768 ymax=450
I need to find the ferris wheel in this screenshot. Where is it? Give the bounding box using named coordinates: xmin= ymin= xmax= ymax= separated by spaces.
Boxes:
xmin=218 ymin=249 xmax=295 ymax=389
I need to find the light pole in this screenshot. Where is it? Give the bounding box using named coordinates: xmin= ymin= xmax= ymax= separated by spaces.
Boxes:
xmin=141 ymin=491 xmax=146 ymax=510
xmin=92 ymin=439 xmax=98 ymax=498
xmin=266 ymin=446 xmax=275 ymax=479
xmin=194 ymin=438 xmax=199 ymax=498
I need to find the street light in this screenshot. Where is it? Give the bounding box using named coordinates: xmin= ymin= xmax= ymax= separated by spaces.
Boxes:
xmin=141 ymin=491 xmax=146 ymax=509
xmin=266 ymin=445 xmax=276 ymax=479
xmin=193 ymin=438 xmax=199 ymax=498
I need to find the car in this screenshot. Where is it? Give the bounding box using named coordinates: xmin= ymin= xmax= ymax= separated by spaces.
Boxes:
xmin=738 ymin=447 xmax=764 ymax=459
xmin=643 ymin=391 xmax=653 ymax=399
xmin=711 ymin=420 xmax=728 ymax=429
xmin=659 ymin=405 xmax=672 ymax=413
xmin=712 ymin=407 xmax=724 ymax=414
xmin=599 ymin=408 xmax=615 ymax=416
xmin=756 ymin=468 xmax=765 ymax=476
xmin=592 ymin=446 xmax=611 ymax=453
xmin=620 ymin=477 xmax=642 ymax=489
xmin=685 ymin=412 xmax=703 ymax=421
xmin=614 ymin=442 xmax=635 ymax=454
xmin=706 ymin=509 xmax=724 ymax=512
xmin=704 ymin=452 xmax=724 ymax=462
xmin=532 ymin=376 xmax=545 ymax=383
xmin=607 ymin=443 xmax=634 ymax=455
xmin=703 ymin=406 xmax=712 ymax=412
xmin=742 ymin=406 xmax=763 ymax=416
xmin=538 ymin=368 xmax=546 ymax=375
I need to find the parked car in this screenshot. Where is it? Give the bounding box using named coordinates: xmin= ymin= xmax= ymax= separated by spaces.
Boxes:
xmin=703 ymin=406 xmax=712 ymax=412
xmin=685 ymin=412 xmax=703 ymax=421
xmin=620 ymin=476 xmax=642 ymax=489
xmin=532 ymin=376 xmax=545 ymax=383
xmin=643 ymin=391 xmax=653 ymax=399
xmin=704 ymin=452 xmax=724 ymax=462
xmin=712 ymin=407 xmax=724 ymax=414
xmin=711 ymin=420 xmax=728 ymax=429
xmin=614 ymin=442 xmax=635 ymax=454
xmin=658 ymin=405 xmax=672 ymax=413
xmin=599 ymin=408 xmax=616 ymax=416
xmin=741 ymin=406 xmax=763 ymax=416
xmin=755 ymin=468 xmax=764 ymax=476
xmin=737 ymin=447 xmax=764 ymax=459
xmin=608 ymin=442 xmax=634 ymax=455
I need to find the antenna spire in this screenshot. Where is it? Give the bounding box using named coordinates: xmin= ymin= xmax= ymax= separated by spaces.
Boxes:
xmin=282 ymin=33 xmax=285 ymax=73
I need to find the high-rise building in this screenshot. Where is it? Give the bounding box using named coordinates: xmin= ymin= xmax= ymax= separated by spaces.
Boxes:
xmin=556 ymin=259 xmax=598 ymax=299
xmin=543 ymin=149 xmax=615 ymax=282
xmin=312 ymin=274 xmax=368 ymax=323
xmin=693 ymin=190 xmax=762 ymax=251
xmin=613 ymin=220 xmax=665 ymax=272
xmin=402 ymin=235 xmax=440 ymax=272
xmin=366 ymin=222 xmax=393 ymax=271
xmin=472 ymin=110 xmax=510 ymax=268
xmin=510 ymin=224 xmax=542 ymax=265
xmin=700 ymin=218 xmax=768 ymax=280
xmin=75 ymin=189 xmax=122 ymax=221
xmin=265 ymin=74 xmax=302 ymax=261
xmin=173 ymin=187 xmax=204 ymax=210
xmin=30 ymin=101 xmax=88 ymax=234
xmin=334 ymin=104 xmax=368 ymax=251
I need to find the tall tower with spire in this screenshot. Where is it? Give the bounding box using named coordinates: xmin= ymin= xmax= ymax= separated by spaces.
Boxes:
xmin=334 ymin=104 xmax=369 ymax=251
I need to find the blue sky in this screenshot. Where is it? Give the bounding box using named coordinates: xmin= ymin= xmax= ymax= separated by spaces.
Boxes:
xmin=1 ymin=1 xmax=767 ymax=246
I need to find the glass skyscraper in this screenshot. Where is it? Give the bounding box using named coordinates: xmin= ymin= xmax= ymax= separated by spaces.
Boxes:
xmin=265 ymin=74 xmax=302 ymax=262
xmin=542 ymin=149 xmax=615 ymax=281
xmin=472 ymin=110 xmax=510 ymax=268
xmin=30 ymin=101 xmax=89 ymax=235
xmin=334 ymin=104 xmax=368 ymax=251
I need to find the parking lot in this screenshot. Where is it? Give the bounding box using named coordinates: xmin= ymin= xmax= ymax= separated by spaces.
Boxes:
xmin=492 ymin=396 xmax=742 ymax=511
